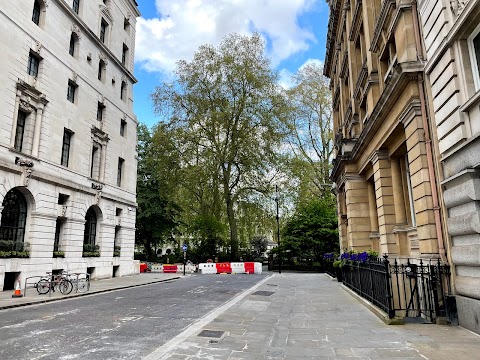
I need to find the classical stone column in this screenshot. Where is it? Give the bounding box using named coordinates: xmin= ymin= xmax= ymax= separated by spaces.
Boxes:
xmin=10 ymin=90 xmax=22 ymax=148
xmin=370 ymin=150 xmax=398 ymax=255
xmin=367 ymin=180 xmax=380 ymax=252
xmin=337 ymin=190 xmax=348 ymax=251
xmin=403 ymin=114 xmax=438 ymax=257
xmin=31 ymin=105 xmax=44 ymax=157
xmin=345 ymin=175 xmax=372 ymax=252
xmin=391 ymin=157 xmax=409 ymax=255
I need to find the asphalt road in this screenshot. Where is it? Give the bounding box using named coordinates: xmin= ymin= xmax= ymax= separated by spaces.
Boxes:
xmin=0 ymin=274 xmax=269 ymax=360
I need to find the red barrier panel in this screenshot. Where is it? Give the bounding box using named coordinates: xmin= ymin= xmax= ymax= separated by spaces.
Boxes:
xmin=244 ymin=262 xmax=255 ymax=274
xmin=215 ymin=262 xmax=232 ymax=274
xmin=140 ymin=263 xmax=148 ymax=273
xmin=163 ymin=264 xmax=178 ymax=273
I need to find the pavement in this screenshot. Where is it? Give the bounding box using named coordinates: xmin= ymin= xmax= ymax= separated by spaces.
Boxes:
xmin=2 ymin=271 xmax=480 ymax=359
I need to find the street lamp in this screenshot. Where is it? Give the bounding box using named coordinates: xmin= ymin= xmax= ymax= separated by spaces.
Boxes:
xmin=275 ymin=185 xmax=281 ymax=274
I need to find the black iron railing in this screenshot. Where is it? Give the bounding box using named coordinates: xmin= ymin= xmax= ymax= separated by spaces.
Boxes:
xmin=341 ymin=255 xmax=452 ymax=323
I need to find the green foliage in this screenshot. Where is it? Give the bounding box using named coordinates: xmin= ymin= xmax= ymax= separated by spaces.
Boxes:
xmin=53 ymin=251 xmax=65 ymax=258
xmin=151 ymin=33 xmax=288 ymax=260
xmin=249 ymin=236 xmax=268 ymax=259
xmin=281 ymin=196 xmax=339 ymax=264
xmin=135 ymin=124 xmax=182 ymax=261
xmin=83 ymin=244 xmax=100 ymax=257
xmin=333 ymin=260 xmax=342 ymax=268
xmin=188 ymin=214 xmax=227 ymax=262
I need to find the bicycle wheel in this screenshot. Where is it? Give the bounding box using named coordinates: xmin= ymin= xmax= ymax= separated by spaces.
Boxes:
xmin=76 ymin=279 xmax=90 ymax=293
xmin=36 ymin=279 xmax=50 ymax=295
xmin=59 ymin=279 xmax=73 ymax=295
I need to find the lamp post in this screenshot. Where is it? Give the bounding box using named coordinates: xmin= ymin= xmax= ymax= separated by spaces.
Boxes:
xmin=275 ymin=185 xmax=281 ymax=274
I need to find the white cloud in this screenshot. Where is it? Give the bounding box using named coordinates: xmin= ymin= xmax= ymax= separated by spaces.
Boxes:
xmin=277 ymin=58 xmax=323 ymax=89
xmin=135 ymin=0 xmax=318 ymax=75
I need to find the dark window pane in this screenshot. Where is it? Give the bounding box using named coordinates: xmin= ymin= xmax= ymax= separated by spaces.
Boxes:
xmin=32 ymin=1 xmax=40 ymax=25
xmin=14 ymin=111 xmax=26 ymax=152
xmin=474 ymin=33 xmax=480 ymax=80
xmin=67 ymin=82 xmax=76 ymax=103
xmin=120 ymin=120 xmax=126 ymax=136
xmin=117 ymin=158 xmax=124 ymax=186
xmin=27 ymin=54 xmax=39 ymax=77
xmin=54 ymin=219 xmax=62 ymax=251
xmin=83 ymin=208 xmax=97 ymax=246
xmin=100 ymin=19 xmax=107 ymax=43
xmin=72 ymin=0 xmax=80 ymax=14
xmin=69 ymin=34 xmax=75 ymax=56
xmin=61 ymin=130 xmax=72 ymax=166
xmin=0 ymin=189 xmax=27 ymax=247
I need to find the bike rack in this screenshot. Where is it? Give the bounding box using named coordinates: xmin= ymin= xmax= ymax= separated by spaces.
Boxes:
xmin=24 ymin=276 xmax=44 ymax=297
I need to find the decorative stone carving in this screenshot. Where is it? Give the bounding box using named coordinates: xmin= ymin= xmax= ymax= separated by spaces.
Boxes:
xmin=15 ymin=157 xmax=34 ymax=167
xmin=99 ymin=95 xmax=106 ymax=105
xmin=23 ymin=168 xmax=33 ymax=186
xmin=123 ymin=112 xmax=127 ymax=120
xmin=451 ymin=0 xmax=469 ymax=17
xmin=92 ymin=183 xmax=103 ymax=190
xmin=95 ymin=191 xmax=102 ymax=205
xmin=71 ymin=24 xmax=81 ymax=39
xmin=19 ymin=99 xmax=34 ymax=113
xmin=35 ymin=40 xmax=42 ymax=54
xmin=99 ymin=53 xmax=108 ymax=65
xmin=121 ymin=74 xmax=127 ymax=83
xmin=61 ymin=205 xmax=67 ymax=217
xmin=72 ymin=71 xmax=78 ymax=82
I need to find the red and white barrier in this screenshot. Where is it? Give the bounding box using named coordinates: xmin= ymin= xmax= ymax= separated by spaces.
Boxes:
xmin=197 ymin=262 xmax=263 ymax=274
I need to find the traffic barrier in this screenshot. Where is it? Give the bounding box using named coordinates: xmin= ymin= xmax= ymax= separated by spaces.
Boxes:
xmin=176 ymin=264 xmax=196 ymax=274
xmin=244 ymin=262 xmax=255 ymax=274
xmin=140 ymin=263 xmax=148 ymax=273
xmin=198 ymin=263 xmax=217 ymax=274
xmin=254 ymin=262 xmax=263 ymax=274
xmin=231 ymin=262 xmax=246 ymax=274
xmin=216 ymin=262 xmax=232 ymax=274
xmin=163 ymin=264 xmax=178 ymax=273
xmin=150 ymin=264 xmax=163 ymax=272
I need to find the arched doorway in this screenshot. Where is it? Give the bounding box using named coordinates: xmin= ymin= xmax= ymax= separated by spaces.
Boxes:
xmin=0 ymin=188 xmax=27 ymax=246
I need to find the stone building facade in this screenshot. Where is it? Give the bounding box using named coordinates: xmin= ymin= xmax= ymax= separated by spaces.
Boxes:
xmin=0 ymin=0 xmax=140 ymax=289
xmin=418 ymin=0 xmax=480 ymax=334
xmin=324 ymin=0 xmax=446 ymax=261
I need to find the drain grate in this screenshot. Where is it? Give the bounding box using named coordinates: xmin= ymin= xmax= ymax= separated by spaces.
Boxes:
xmin=252 ymin=290 xmax=274 ymax=296
xmin=198 ymin=330 xmax=224 ymax=338
xmin=266 ymin=284 xmax=278 ymax=287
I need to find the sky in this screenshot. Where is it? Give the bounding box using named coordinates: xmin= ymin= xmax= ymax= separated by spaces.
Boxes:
xmin=133 ymin=0 xmax=329 ymax=128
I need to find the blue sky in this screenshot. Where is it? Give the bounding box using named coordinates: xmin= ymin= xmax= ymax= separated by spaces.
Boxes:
xmin=133 ymin=0 xmax=329 ymax=128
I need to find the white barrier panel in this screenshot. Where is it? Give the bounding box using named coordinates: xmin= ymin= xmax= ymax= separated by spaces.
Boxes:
xmin=254 ymin=262 xmax=263 ymax=274
xmin=231 ymin=262 xmax=246 ymax=274
xmin=150 ymin=264 xmax=163 ymax=272
xmin=176 ymin=264 xmax=196 ymax=273
xmin=198 ymin=263 xmax=217 ymax=274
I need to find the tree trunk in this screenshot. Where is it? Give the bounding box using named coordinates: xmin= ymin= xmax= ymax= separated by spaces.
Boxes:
xmin=225 ymin=193 xmax=239 ymax=260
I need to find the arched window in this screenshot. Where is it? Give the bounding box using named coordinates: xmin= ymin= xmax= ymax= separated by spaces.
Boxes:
xmin=0 ymin=189 xmax=27 ymax=244
xmin=83 ymin=207 xmax=97 ymax=246
xmin=32 ymin=1 xmax=40 ymax=25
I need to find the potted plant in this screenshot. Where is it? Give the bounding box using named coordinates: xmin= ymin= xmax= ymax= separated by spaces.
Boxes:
xmin=333 ymin=260 xmax=343 ymax=282
xmin=53 ymin=251 xmax=65 ymax=258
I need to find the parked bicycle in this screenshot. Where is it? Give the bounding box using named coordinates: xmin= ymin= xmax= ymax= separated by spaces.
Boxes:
xmin=68 ymin=272 xmax=90 ymax=293
xmin=36 ymin=271 xmax=73 ymax=295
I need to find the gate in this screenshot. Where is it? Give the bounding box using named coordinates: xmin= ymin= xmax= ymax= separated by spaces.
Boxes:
xmin=342 ymin=256 xmax=452 ymax=323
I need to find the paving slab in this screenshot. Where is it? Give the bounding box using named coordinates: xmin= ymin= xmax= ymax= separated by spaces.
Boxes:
xmin=143 ymin=273 xmax=480 ymax=360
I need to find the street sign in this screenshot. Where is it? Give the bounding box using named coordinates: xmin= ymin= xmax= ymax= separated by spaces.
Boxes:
xmin=182 ymin=244 xmax=188 ymax=252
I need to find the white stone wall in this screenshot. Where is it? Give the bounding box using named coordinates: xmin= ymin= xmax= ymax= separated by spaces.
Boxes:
xmin=419 ymin=0 xmax=480 ymax=334
xmin=0 ymin=0 xmax=140 ymax=289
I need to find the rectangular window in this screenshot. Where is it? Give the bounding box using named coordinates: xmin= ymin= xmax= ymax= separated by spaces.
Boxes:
xmin=97 ymin=102 xmax=105 ymax=121
xmin=67 ymin=81 xmax=76 ymax=103
xmin=90 ymin=144 xmax=100 ymax=179
xmin=54 ymin=218 xmax=62 ymax=252
xmin=14 ymin=110 xmax=27 ymax=152
xmin=120 ymin=119 xmax=126 ymax=136
xmin=69 ymin=35 xmax=75 ymax=56
xmin=100 ymin=19 xmax=108 ymax=43
xmin=72 ymin=0 xmax=80 ymax=14
xmin=27 ymin=53 xmax=40 ymax=77
xmin=120 ymin=81 xmax=127 ymax=100
xmin=32 ymin=1 xmax=40 ymax=25
xmin=117 ymin=158 xmax=124 ymax=187
xmin=122 ymin=44 xmax=128 ymax=66
xmin=468 ymin=26 xmax=480 ymax=90
xmin=61 ymin=129 xmax=72 ymax=167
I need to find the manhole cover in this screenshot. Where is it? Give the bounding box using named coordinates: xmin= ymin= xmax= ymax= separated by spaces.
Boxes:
xmin=198 ymin=330 xmax=224 ymax=338
xmin=252 ymin=290 xmax=274 ymax=296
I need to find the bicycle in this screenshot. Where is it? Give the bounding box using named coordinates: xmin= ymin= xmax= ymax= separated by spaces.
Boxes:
xmin=69 ymin=272 xmax=90 ymax=293
xmin=36 ymin=271 xmax=73 ymax=295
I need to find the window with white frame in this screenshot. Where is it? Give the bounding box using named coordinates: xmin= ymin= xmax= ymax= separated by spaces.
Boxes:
xmin=468 ymin=24 xmax=480 ymax=91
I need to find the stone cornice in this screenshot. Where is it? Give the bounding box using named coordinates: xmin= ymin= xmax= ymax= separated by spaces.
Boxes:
xmin=324 ymin=0 xmax=343 ymax=77
xmin=368 ymin=150 xmax=389 ymax=165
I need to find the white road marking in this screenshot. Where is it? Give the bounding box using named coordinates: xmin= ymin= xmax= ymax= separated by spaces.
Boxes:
xmin=142 ymin=275 xmax=273 ymax=360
